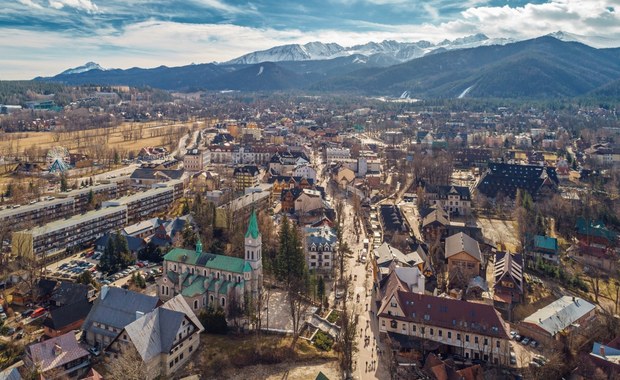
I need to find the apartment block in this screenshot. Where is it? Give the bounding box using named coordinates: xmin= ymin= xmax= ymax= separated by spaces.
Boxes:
xmin=0 ymin=197 xmax=75 ymax=231
xmin=183 ymin=149 xmax=208 ymax=172
xmin=12 ymin=206 xmax=128 ymax=259
xmin=55 ymin=182 xmax=120 ymax=212
xmin=102 ymin=186 xmax=174 ymax=224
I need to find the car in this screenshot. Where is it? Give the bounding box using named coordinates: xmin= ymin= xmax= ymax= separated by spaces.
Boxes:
xmin=0 ymin=312 xmax=7 ymax=321
xmin=15 ymin=331 xmax=23 ymax=340
xmin=31 ymin=307 xmax=47 ymax=318
xmin=4 ymin=327 xmax=16 ymax=336
xmin=509 ymin=352 xmax=517 ymax=365
xmin=88 ymin=347 xmax=101 ymax=357
xmin=534 ymin=355 xmax=547 ymax=365
xmin=514 ymin=334 xmax=522 ymax=341
xmin=530 ymin=340 xmax=538 ymax=348
xmin=521 ymin=337 xmax=530 ymax=345
xmin=529 ymin=361 xmax=541 ymax=368
xmin=21 ymin=309 xmax=34 ymax=318
xmin=510 ymin=330 xmax=517 ymax=339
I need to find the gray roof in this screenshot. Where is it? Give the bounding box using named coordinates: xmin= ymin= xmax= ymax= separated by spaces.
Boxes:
xmin=125 ymin=307 xmax=185 ymax=363
xmin=523 ymin=296 xmax=595 ymax=336
xmin=375 ymin=242 xmax=408 ymax=267
xmin=124 ymin=295 xmax=203 ymax=363
xmin=0 ymin=197 xmax=74 ymax=220
xmin=445 ymin=232 xmax=482 ymax=262
xmin=0 ymin=368 xmax=22 ymax=380
xmin=82 ymin=286 xmax=159 ymax=333
xmin=16 ymin=206 xmax=127 ymax=237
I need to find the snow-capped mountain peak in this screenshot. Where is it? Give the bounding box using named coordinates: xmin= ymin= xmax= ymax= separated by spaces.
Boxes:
xmin=60 ymin=62 xmax=105 ymax=75
xmin=225 ymin=34 xmax=514 ymax=66
xmin=545 ymin=30 xmax=617 ymax=48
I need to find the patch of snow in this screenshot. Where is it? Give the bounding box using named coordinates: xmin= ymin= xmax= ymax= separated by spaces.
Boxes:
xmin=458 ymin=85 xmax=475 ymax=99
xmin=257 ymin=66 xmax=264 ymax=76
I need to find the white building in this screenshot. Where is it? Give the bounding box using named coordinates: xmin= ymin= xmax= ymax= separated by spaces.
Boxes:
xmin=325 ymin=147 xmax=351 ymax=162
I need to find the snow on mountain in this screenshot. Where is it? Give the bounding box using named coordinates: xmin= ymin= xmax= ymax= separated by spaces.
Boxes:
xmin=225 ymin=34 xmax=515 ymax=65
xmin=546 ymin=30 xmax=618 ymax=48
xmin=59 ymin=62 xmax=105 ymax=75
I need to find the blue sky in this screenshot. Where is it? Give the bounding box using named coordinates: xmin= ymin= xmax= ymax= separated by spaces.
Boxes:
xmin=1 ymin=0 xmax=619 ymax=79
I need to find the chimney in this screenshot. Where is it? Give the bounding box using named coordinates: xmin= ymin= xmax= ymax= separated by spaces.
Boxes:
xmin=135 ymin=311 xmax=145 ymax=320
xmin=600 ymin=345 xmax=606 ymax=357
xmin=101 ymin=285 xmax=109 ymax=300
xmin=53 ymin=343 xmax=62 ymax=356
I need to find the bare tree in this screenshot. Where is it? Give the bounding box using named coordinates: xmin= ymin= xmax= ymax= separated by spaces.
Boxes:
xmin=106 ymin=344 xmax=148 ymax=380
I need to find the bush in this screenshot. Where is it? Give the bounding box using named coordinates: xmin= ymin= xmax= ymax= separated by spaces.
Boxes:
xmin=313 ymin=331 xmax=333 ymax=351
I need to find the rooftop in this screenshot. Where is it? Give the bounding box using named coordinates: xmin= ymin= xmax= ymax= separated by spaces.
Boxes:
xmin=523 ymin=296 xmax=596 ymax=336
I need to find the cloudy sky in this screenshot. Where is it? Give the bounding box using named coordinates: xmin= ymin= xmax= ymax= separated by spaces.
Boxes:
xmin=2 ymin=0 xmax=619 ymax=79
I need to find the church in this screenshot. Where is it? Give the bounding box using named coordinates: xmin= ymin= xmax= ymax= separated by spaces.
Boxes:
xmin=158 ymin=210 xmax=263 ymax=313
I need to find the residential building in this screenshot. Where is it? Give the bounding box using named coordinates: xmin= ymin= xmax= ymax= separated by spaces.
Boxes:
xmin=24 ymin=331 xmax=91 ymax=379
xmin=189 ymin=171 xmax=220 ymax=194
xmin=101 ymin=184 xmax=178 ymax=224
xmin=425 ymin=185 xmax=472 ymax=216
xmin=493 ymin=252 xmax=524 ymax=321
xmin=375 ymin=243 xmax=428 ymax=280
xmin=476 ymin=163 xmax=558 ymax=200
xmin=445 ymin=233 xmax=482 ymax=285
xmin=292 ymin=163 xmax=317 ymax=181
xmin=233 ymin=165 xmax=261 ymax=192
xmin=183 ymin=149 xmax=207 ymax=172
xmin=585 ymin=143 xmax=620 ymax=166
xmin=532 ymin=235 xmax=559 ymax=263
xmin=378 ymin=290 xmax=511 ymax=364
xmin=379 ymin=205 xmax=409 ymax=247
xmin=214 ymin=188 xmax=270 ymax=229
xmin=422 ymin=353 xmax=483 ymax=380
xmin=158 ymin=210 xmax=263 ymax=312
xmin=304 ymin=225 xmax=337 ymax=276
xmin=50 ymin=282 xmax=95 ymax=308
xmin=589 ymin=337 xmax=620 ymax=374
xmin=421 ymin=206 xmax=450 ymax=242
xmin=520 ymin=296 xmax=596 ymax=345
xmin=0 ymin=197 xmax=75 ymax=231
xmin=268 ymin=175 xmax=314 ymax=202
xmin=129 ymin=168 xmax=185 ymax=189
xmin=95 ymin=233 xmax=146 ymax=256
xmin=324 ymin=147 xmax=351 ymax=162
xmin=107 ymin=295 xmax=204 ymax=379
xmin=294 ymin=188 xmax=324 ymax=215
xmin=269 ymin=151 xmax=310 ymax=176
xmin=82 ymin=286 xmax=160 ymax=349
xmin=12 ymin=206 xmax=127 ymax=259
xmin=42 ymin=300 xmax=92 ymax=338
xmin=55 ymin=182 xmax=121 ymax=213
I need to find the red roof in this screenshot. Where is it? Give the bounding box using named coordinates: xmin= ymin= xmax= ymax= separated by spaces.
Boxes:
xmin=381 ymin=291 xmax=510 ymax=340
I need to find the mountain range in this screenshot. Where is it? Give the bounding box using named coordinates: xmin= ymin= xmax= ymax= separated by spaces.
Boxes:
xmin=38 ymin=33 xmax=620 ymax=99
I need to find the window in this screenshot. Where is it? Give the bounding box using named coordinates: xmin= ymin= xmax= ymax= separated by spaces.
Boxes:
xmin=438 ymin=330 xmax=442 ymax=337
xmin=457 ymin=333 xmax=461 ymax=340
xmin=484 ymin=338 xmax=488 ymax=346
xmin=381 ymin=320 xmax=385 ymax=327
xmin=390 ymin=301 xmax=397 ymax=307
xmin=221 ymin=297 xmax=226 ymax=307
xmin=194 ymin=300 xmax=198 ymax=309
xmin=189 ymin=345 xmax=193 ymax=353
xmin=448 ymin=332 xmax=452 ymax=339
xmin=496 ymin=341 xmax=500 ymax=348
xmin=412 ymin=325 xmax=416 ymax=332
xmin=430 ymin=328 xmax=434 ymax=336
xmin=169 ymin=362 xmax=173 ymax=368
xmin=466 ymin=335 xmax=470 ymax=342
xmin=390 ymin=320 xmax=397 ymax=328
xmin=180 ymin=353 xmax=184 ymax=360
xmin=475 ymin=337 xmax=479 ymax=344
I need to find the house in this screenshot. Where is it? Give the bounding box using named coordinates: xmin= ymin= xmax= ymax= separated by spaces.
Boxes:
xmin=149 ymin=216 xmax=191 ymax=248
xmin=129 ymin=168 xmax=186 ymax=189
xmin=476 ymin=163 xmax=558 ymax=200
xmin=334 ymin=166 xmax=355 ymax=189
xmin=378 ymin=290 xmax=511 ymax=364
xmin=158 ymin=210 xmax=263 ymax=313
xmin=425 ymin=185 xmax=472 ymax=216
xmin=280 ymin=188 xmax=302 ymax=213
xmin=493 ymin=252 xmax=524 ymax=321
xmin=445 ymin=233 xmax=482 ymax=286
xmin=43 ymin=300 xmax=92 ymax=338
xmin=50 ymin=282 xmax=95 ymax=308
xmin=378 ymin=267 xmax=426 ymax=302
xmin=520 ymin=296 xmax=596 ymax=345
xmin=189 ymin=171 xmax=220 ymax=194
xmin=421 ymin=206 xmax=450 ymax=242
xmin=423 ymin=353 xmax=484 ymax=380
xmin=575 ymin=218 xmax=617 ymax=247
xmin=375 ymin=242 xmax=429 ymax=280
xmin=233 ymin=165 xmax=261 ymax=192
xmin=379 ymin=205 xmax=409 ymax=247
xmin=532 ymin=235 xmax=559 ymax=263
xmin=82 ymin=286 xmax=160 ymax=349
xmin=589 ymin=336 xmax=620 ymax=374
xmin=24 ymin=331 xmax=91 ymax=379
xmin=268 ymin=175 xmax=314 ymax=202
xmin=294 ymin=189 xmax=324 ymax=215
xmin=304 ymin=225 xmax=337 ymax=277
xmin=183 ymin=149 xmax=207 ymax=172
xmin=107 ymin=295 xmax=204 ymax=379
xmin=292 ymin=163 xmax=317 ymax=181
xmin=10 ymin=279 xmax=57 ymax=307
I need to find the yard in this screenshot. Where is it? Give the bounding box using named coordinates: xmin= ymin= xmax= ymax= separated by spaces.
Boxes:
xmin=181 ymin=333 xmax=339 ymax=379
xmin=476 ymin=216 xmax=520 ymax=250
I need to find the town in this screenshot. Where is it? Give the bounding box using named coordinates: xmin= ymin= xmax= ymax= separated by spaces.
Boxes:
xmin=0 ymin=91 xmax=618 ymax=380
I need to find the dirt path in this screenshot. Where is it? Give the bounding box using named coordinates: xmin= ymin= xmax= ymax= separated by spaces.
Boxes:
xmin=226 ymin=360 xmax=340 ymax=380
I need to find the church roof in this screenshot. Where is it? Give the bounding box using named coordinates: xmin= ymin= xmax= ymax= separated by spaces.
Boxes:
xmin=163 ymin=248 xmax=245 ymax=274
xmin=245 ymin=209 xmax=260 ymax=239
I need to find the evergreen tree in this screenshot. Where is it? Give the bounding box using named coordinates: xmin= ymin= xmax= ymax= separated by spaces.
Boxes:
xmin=99 ymin=237 xmax=117 ymax=274
xmin=317 ymin=276 xmax=326 ymax=308
xmin=199 ymin=305 xmax=228 ymax=334
xmin=60 ymin=174 xmax=68 ymax=192
xmin=87 ymin=189 xmax=95 ymax=210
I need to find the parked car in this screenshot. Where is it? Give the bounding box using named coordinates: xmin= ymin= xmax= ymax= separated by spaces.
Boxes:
xmin=530 ymin=340 xmax=538 ymax=348
xmin=0 ymin=312 xmax=7 ymax=321
xmin=514 ymin=334 xmax=522 ymax=341
xmin=88 ymin=347 xmax=101 ymax=357
xmin=529 ymin=361 xmax=541 ymax=368
xmin=510 ymin=330 xmax=517 ymax=339
xmin=510 ymin=351 xmax=517 ymax=365
xmin=521 ymin=337 xmax=530 ymax=345
xmin=31 ymin=307 xmax=47 ymax=318
xmin=21 ymin=309 xmax=34 ymax=318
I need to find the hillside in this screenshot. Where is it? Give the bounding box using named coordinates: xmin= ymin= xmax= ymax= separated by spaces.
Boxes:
xmin=37 ymin=37 xmax=620 ymax=99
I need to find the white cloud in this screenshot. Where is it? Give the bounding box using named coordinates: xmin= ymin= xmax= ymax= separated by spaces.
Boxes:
xmin=17 ymin=0 xmax=44 ymax=9
xmin=48 ymin=0 xmax=99 ymax=13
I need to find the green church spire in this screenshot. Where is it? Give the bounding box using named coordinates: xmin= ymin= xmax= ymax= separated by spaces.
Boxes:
xmin=196 ymin=238 xmax=203 ymax=254
xmin=245 ymin=209 xmax=260 ymax=239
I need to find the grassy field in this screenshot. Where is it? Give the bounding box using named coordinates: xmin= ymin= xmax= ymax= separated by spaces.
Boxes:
xmin=0 ymin=120 xmax=197 ymax=158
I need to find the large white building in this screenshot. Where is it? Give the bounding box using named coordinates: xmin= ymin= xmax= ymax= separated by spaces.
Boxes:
xmin=325 ymin=147 xmax=351 ymax=162
xmin=304 ymin=225 xmax=336 ymax=276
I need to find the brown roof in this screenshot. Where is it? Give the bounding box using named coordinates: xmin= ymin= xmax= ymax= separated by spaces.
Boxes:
xmin=423 ymin=353 xmax=484 ymax=380
xmin=381 ymin=291 xmax=510 ymax=340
